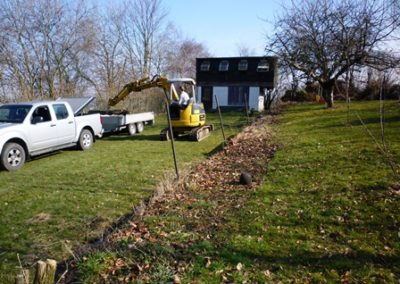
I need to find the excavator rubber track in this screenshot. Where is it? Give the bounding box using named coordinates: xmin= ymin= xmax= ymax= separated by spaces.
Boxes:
xmin=189 ymin=124 xmax=214 ymax=141
xmin=160 ymin=127 xmax=171 ymax=141
xmin=160 ymin=124 xmax=214 ymax=142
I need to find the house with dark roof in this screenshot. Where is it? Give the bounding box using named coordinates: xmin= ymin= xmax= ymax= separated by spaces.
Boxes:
xmin=196 ymin=56 xmax=277 ymax=111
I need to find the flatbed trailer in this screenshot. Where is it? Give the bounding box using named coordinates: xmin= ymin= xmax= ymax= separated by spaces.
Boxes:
xmin=96 ymin=110 xmax=155 ymax=136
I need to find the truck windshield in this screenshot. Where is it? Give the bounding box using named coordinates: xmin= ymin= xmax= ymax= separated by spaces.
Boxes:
xmin=0 ymin=105 xmax=32 ymax=123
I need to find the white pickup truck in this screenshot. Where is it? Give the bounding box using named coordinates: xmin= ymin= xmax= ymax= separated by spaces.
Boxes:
xmin=0 ymin=97 xmax=103 ymax=171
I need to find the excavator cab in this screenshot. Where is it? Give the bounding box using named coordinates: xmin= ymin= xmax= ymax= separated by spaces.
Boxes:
xmin=161 ymin=79 xmax=213 ymax=141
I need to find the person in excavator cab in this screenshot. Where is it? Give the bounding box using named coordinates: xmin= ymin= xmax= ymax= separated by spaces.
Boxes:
xmin=170 ymin=85 xmax=190 ymax=119
xmin=178 ymin=85 xmax=190 ymax=108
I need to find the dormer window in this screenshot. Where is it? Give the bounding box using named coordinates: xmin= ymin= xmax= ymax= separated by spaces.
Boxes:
xmin=238 ymin=60 xmax=248 ymax=71
xmin=219 ymin=60 xmax=229 ymax=71
xmin=257 ymin=60 xmax=270 ymax=72
xmin=200 ymin=61 xmax=210 ymax=71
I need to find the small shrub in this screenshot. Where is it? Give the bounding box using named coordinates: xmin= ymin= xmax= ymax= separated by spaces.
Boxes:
xmin=148 ymin=259 xmax=175 ymax=283
xmin=296 ymin=89 xmax=315 ymax=102
xmin=78 ymin=252 xmax=115 ymax=283
xmin=281 ymin=89 xmax=315 ymax=102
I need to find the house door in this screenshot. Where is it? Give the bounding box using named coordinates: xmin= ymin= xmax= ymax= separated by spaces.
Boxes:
xmin=202 ymin=86 xmax=213 ymax=110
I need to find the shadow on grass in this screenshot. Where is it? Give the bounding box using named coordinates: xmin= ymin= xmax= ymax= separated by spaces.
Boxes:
xmin=324 ymin=115 xmax=400 ymax=129
xmin=349 ymin=116 xmax=400 ymax=126
xmin=27 ymin=150 xmax=64 ymax=162
xmin=219 ymin=246 xmax=400 ymax=271
xmin=280 ymin=103 xmax=324 ymax=113
xmin=102 ymin=134 xmax=161 ymax=142
xmin=355 ymin=182 xmax=388 ymax=192
xmin=0 ymin=246 xmax=26 ymax=257
xmin=102 ymin=133 xmax=216 ymax=142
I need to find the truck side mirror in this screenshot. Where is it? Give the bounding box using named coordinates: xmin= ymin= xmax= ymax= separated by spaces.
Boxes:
xmin=31 ymin=116 xmax=44 ymax=124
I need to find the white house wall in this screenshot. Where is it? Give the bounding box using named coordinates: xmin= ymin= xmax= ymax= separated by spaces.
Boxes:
xmin=196 ymin=87 xmax=201 ymax=102
xmin=212 ymin=87 xmax=228 ymax=109
xmin=249 ymin=87 xmax=260 ymax=111
xmin=198 ymin=86 xmax=264 ymax=111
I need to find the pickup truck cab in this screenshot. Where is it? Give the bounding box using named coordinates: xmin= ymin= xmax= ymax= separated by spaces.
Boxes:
xmin=0 ymin=98 xmax=103 ymax=171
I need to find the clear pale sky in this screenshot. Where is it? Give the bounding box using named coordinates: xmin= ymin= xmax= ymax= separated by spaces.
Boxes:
xmin=166 ymin=0 xmax=287 ymax=57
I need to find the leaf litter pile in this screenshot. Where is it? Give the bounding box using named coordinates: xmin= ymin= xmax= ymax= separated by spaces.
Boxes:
xmin=64 ymin=116 xmax=277 ymax=283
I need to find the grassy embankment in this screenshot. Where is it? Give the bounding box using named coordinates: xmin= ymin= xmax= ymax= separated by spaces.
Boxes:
xmin=218 ymin=101 xmax=399 ymax=282
xmin=0 ymin=112 xmax=247 ymax=283
xmin=79 ymin=101 xmax=399 ymax=283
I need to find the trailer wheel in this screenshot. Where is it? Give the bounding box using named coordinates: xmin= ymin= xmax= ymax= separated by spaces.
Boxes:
xmin=127 ymin=123 xmax=137 ymax=136
xmin=78 ymin=129 xmax=93 ymax=150
xmin=136 ymin=122 xmax=144 ymax=133
xmin=1 ymin=142 xmax=26 ymax=171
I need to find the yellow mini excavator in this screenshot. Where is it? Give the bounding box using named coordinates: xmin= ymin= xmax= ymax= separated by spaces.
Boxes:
xmin=108 ymin=75 xmax=213 ymax=141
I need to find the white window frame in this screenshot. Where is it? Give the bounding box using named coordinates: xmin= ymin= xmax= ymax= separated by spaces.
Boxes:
xmin=257 ymin=60 xmax=270 ymax=72
xmin=219 ymin=60 xmax=229 ymax=71
xmin=238 ymin=60 xmax=248 ymax=71
xmin=200 ymin=61 xmax=210 ymax=71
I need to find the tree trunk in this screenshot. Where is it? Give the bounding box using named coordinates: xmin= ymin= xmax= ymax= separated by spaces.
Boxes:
xmin=321 ymin=82 xmax=334 ymax=108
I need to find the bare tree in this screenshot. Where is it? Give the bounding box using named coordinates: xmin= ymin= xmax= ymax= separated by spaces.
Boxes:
xmin=0 ymin=0 xmax=210 ymax=108
xmin=165 ymin=38 xmax=210 ymax=78
xmin=122 ymin=0 xmax=168 ymax=77
xmin=267 ymin=0 xmax=400 ymax=108
xmin=150 ymin=22 xmax=178 ymax=75
xmin=85 ymin=4 xmax=132 ymax=108
xmin=0 ymin=0 xmax=96 ymax=101
xmin=236 ymin=43 xmax=257 ymax=57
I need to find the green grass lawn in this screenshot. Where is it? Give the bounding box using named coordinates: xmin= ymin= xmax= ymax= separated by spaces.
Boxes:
xmin=0 ymin=112 xmax=248 ymax=283
xmin=2 ymin=101 xmax=400 ymax=283
xmin=76 ymin=101 xmax=399 ymax=283
xmin=215 ymin=101 xmax=399 ymax=283
xmin=198 ymin=101 xmax=400 ymax=283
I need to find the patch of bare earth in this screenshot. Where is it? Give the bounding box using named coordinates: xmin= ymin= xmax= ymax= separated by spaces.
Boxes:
xmin=62 ymin=115 xmax=277 ymax=283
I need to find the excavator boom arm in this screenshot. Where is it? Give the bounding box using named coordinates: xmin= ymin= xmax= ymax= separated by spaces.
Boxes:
xmin=108 ymin=75 xmax=179 ymax=107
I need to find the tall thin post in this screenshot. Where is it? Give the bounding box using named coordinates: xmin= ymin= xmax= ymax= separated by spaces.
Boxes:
xmin=380 ymin=73 xmax=386 ymax=148
xmin=244 ymin=92 xmax=250 ymax=125
xmin=346 ymin=68 xmax=350 ymax=125
xmin=215 ymin=95 xmax=227 ymax=147
xmin=165 ymin=102 xmax=179 ymax=179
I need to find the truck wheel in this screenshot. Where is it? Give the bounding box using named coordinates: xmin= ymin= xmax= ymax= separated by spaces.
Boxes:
xmin=78 ymin=129 xmax=93 ymax=150
xmin=1 ymin=142 xmax=26 ymax=171
xmin=127 ymin=123 xmax=137 ymax=136
xmin=136 ymin=122 xmax=144 ymax=133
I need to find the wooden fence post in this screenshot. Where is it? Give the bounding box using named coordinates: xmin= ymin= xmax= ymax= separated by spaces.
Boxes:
xmin=15 ymin=269 xmax=29 ymax=284
xmin=33 ymin=259 xmax=57 ymax=284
